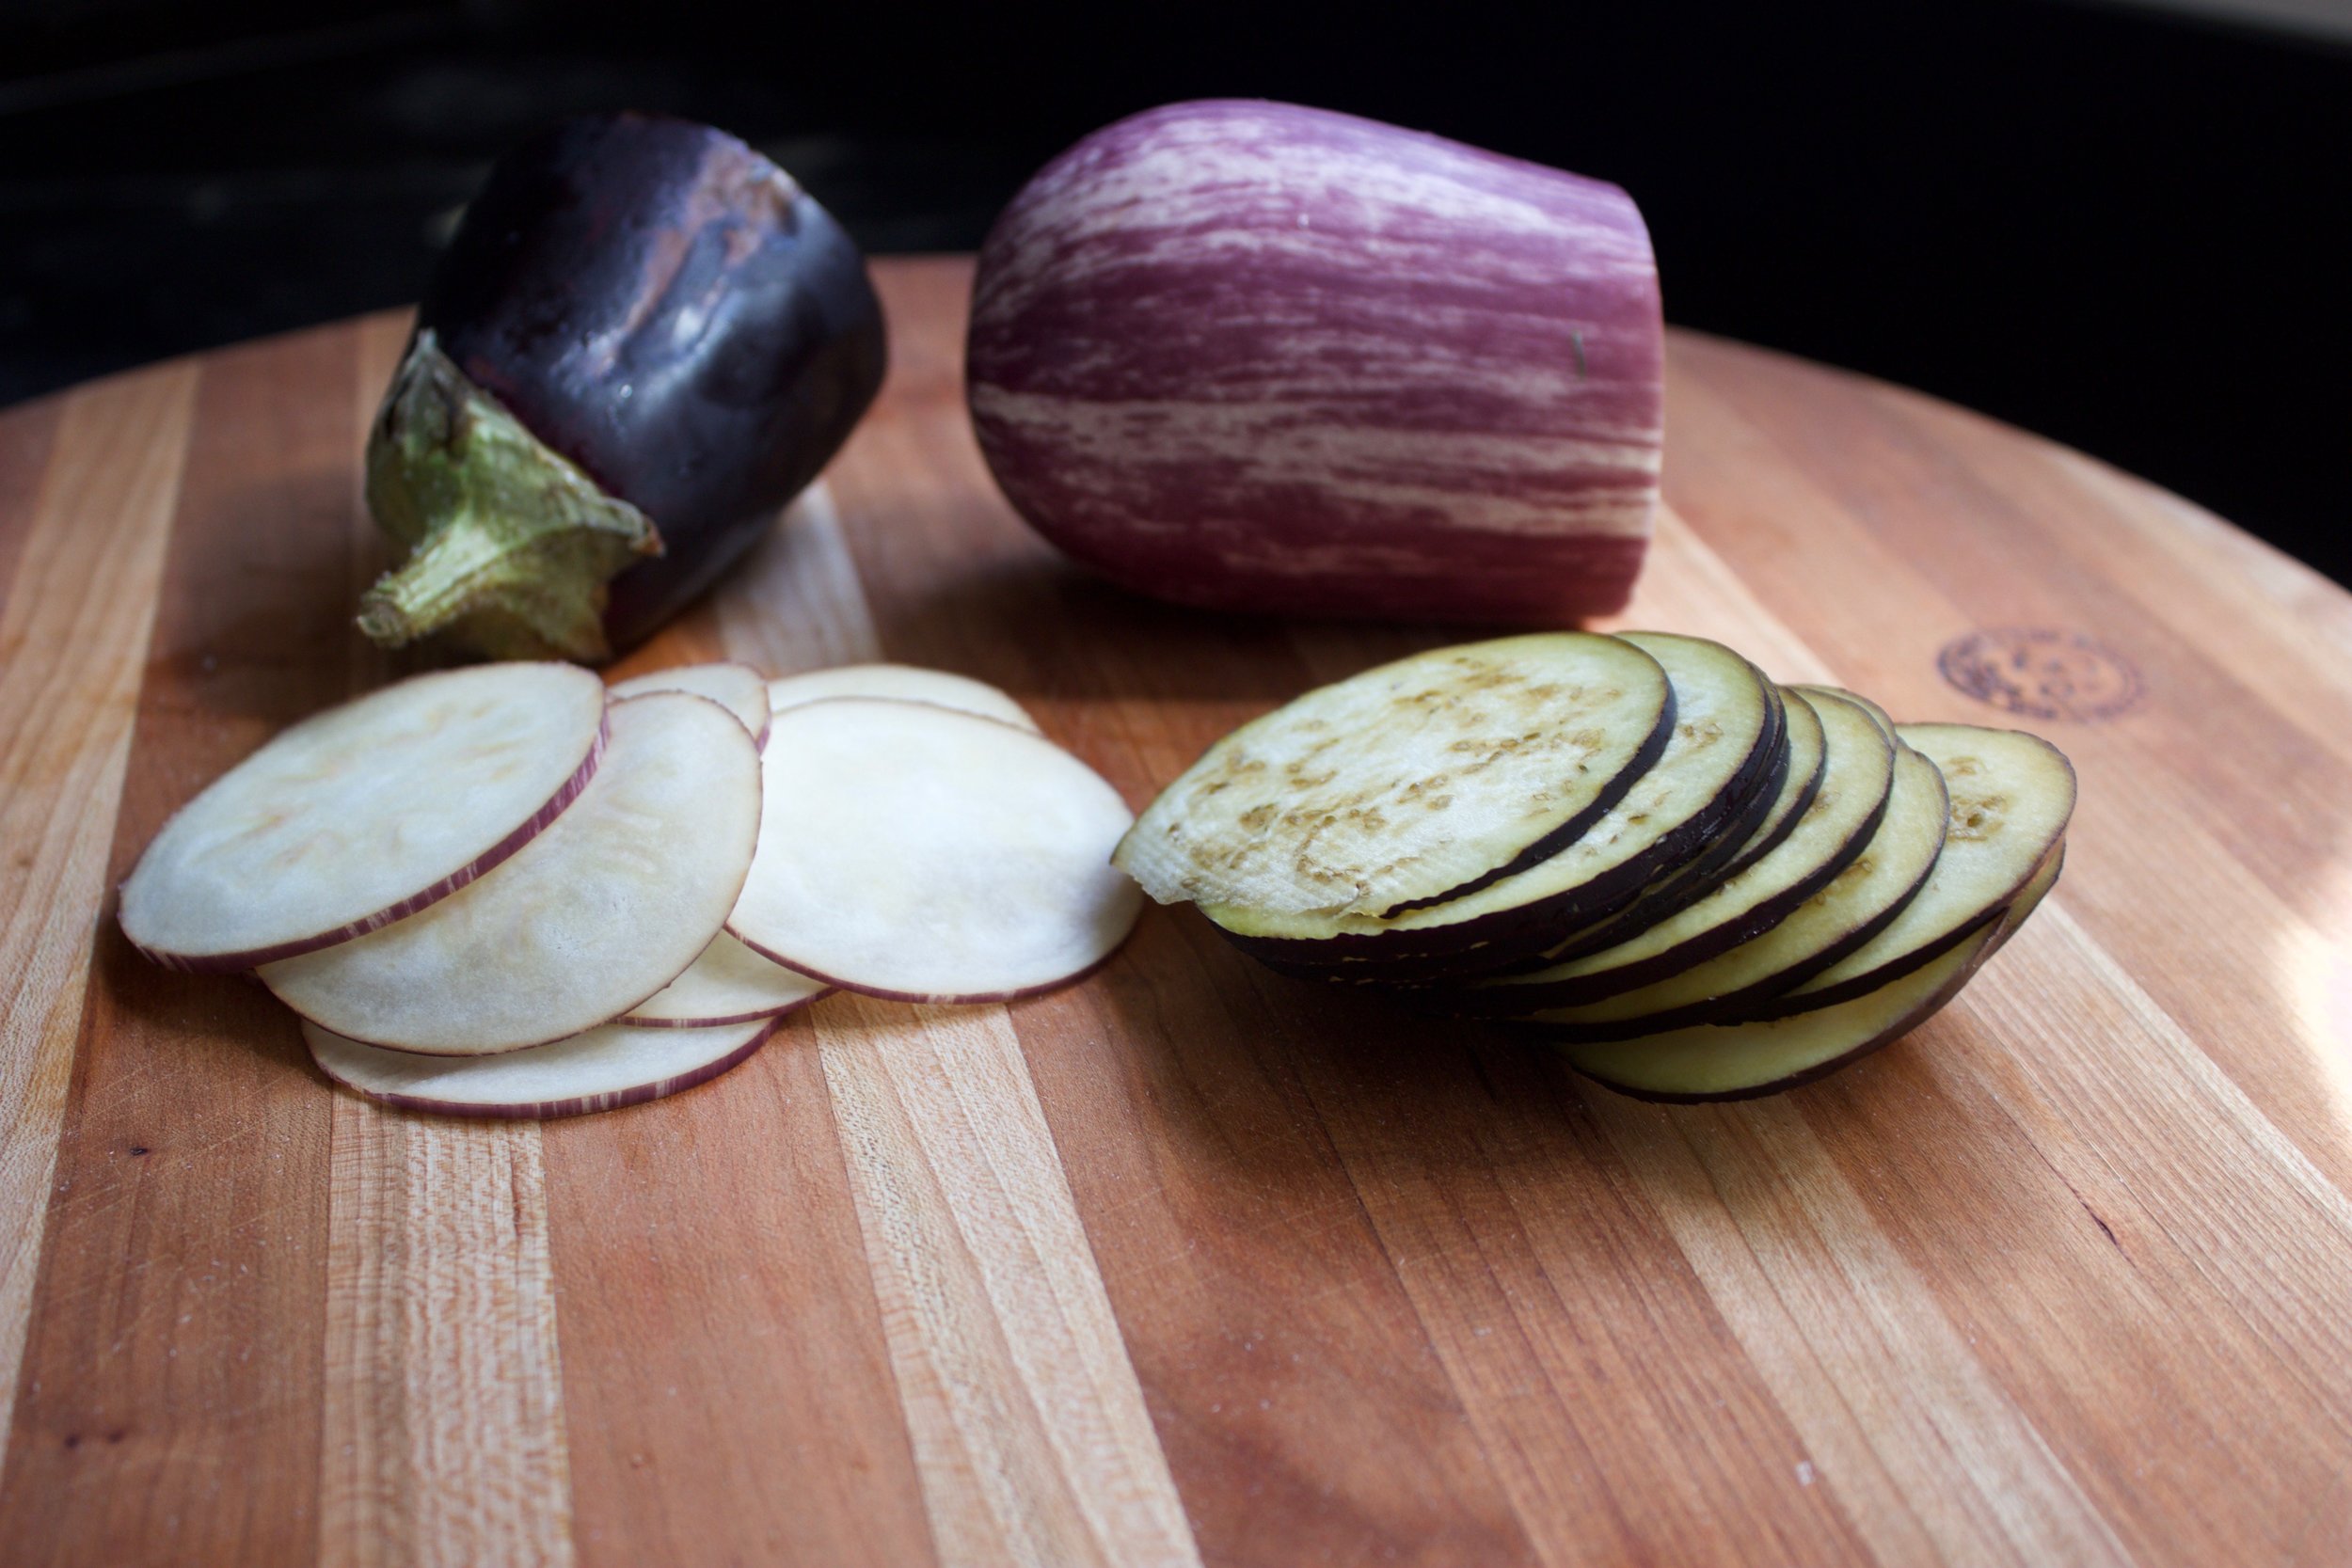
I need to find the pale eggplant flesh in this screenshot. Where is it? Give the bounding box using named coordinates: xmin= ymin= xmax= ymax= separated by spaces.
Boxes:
xmin=362 ymin=112 xmax=886 ymax=663
xmin=1205 ymin=633 xmax=1785 ymax=975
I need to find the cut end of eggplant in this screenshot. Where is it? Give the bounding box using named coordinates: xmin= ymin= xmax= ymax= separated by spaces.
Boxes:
xmin=360 ymin=333 xmax=663 ymax=665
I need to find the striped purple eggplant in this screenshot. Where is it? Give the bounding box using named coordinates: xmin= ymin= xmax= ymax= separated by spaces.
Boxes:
xmin=966 ymin=100 xmax=1664 ymax=623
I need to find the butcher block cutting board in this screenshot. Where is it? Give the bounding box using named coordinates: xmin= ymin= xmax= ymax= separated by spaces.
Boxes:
xmin=3 ymin=256 xmax=2351 ymax=1568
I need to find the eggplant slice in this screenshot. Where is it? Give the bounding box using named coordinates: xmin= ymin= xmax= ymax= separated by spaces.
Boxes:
xmin=1453 ymin=689 xmax=1893 ymax=1012
xmin=1118 ymin=633 xmax=1675 ymax=923
xmin=309 ymin=1014 xmax=780 ymax=1120
xmin=1509 ymin=740 xmax=1950 ymax=1039
xmin=619 ymin=931 xmax=831 ymax=1027
xmin=1743 ymin=722 xmax=2076 ymax=1018
xmin=1563 ymin=843 xmax=2063 ymax=1101
xmin=729 ymin=698 xmax=1140 ymax=1003
xmin=261 ymin=692 xmax=763 ymax=1054
xmin=1512 ymin=683 xmax=1831 ymax=971
xmin=610 ymin=661 xmax=773 ymax=748
xmin=1204 ymin=631 xmax=1782 ymax=971
xmin=765 ymin=664 xmax=1041 ymax=734
xmin=119 ymin=663 xmax=609 ymax=972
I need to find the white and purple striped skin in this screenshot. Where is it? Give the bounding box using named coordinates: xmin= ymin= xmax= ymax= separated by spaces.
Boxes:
xmin=967 ymin=100 xmax=1664 ymax=622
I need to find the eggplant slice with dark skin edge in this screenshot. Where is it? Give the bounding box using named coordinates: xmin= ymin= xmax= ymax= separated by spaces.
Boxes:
xmin=1562 ymin=842 xmax=2063 ymax=1102
xmin=1212 ymin=633 xmax=1786 ymax=975
xmin=1441 ymin=689 xmax=1892 ymax=1014
xmin=362 ymin=112 xmax=887 ymax=663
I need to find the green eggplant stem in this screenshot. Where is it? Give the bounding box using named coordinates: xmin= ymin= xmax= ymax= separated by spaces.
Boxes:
xmin=359 ymin=332 xmax=661 ymax=663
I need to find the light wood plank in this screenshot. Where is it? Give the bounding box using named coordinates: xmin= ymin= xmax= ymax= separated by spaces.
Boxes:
xmin=315 ymin=312 xmax=575 ymax=1568
xmin=814 ymin=995 xmax=1200 ymax=1568
xmin=714 ymin=483 xmax=882 ymax=674
xmin=320 ymin=1108 xmax=571 ymax=1568
xmin=541 ymin=1013 xmax=938 ymax=1568
xmin=0 ymin=365 xmax=198 ymax=1480
xmin=1595 ymin=1087 xmax=2133 ymax=1568
xmin=1660 ymin=354 xmax=2352 ymax=1200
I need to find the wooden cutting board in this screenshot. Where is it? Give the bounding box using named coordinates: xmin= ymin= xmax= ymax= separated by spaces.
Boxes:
xmin=3 ymin=255 xmax=2349 ymax=1568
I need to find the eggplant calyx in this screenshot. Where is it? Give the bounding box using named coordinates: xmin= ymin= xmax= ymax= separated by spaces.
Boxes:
xmin=360 ymin=332 xmax=661 ymax=664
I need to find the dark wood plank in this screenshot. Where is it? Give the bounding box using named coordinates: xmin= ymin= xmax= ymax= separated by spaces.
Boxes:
xmin=544 ymin=1013 xmax=939 ymax=1568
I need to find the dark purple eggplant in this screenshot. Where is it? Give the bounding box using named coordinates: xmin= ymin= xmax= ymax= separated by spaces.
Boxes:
xmin=361 ymin=112 xmax=886 ymax=663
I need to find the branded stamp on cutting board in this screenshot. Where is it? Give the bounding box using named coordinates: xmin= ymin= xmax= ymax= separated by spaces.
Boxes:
xmin=1938 ymin=626 xmax=2143 ymax=722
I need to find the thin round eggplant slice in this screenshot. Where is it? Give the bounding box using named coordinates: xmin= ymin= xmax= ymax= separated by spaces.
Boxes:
xmin=1716 ymin=689 xmax=1832 ymax=881
xmin=619 ymin=931 xmax=830 ymax=1027
xmin=1204 ymin=631 xmax=1776 ymax=961
xmin=1508 ymin=742 xmax=1949 ymax=1039
xmin=1563 ymin=845 xmax=2063 ymax=1101
xmin=1565 ymin=927 xmax=1996 ymax=1102
xmin=1119 ymin=632 xmax=1673 ymax=922
xmin=1788 ymin=683 xmax=1895 ymax=739
xmin=1457 ymin=690 xmax=1892 ymax=1011
xmin=766 ymin=664 xmax=1041 ymax=734
xmin=307 ymin=1014 xmax=778 ymax=1120
xmin=1502 ymin=684 xmax=1831 ymax=974
xmin=730 ymin=698 xmax=1140 ymax=1003
xmin=610 ymin=661 xmax=772 ymax=747
xmin=120 ymin=662 xmax=608 ymax=972
xmin=1746 ymin=723 xmax=2076 ymax=1017
xmin=261 ymin=691 xmax=762 ymax=1054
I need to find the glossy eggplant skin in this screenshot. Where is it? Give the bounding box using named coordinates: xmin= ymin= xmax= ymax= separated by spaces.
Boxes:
xmin=419 ymin=112 xmax=885 ymax=654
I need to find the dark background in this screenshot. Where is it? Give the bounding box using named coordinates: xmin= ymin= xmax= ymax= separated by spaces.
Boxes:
xmin=4 ymin=0 xmax=2346 ymax=581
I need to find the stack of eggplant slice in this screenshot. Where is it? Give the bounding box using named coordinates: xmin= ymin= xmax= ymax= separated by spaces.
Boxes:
xmin=1117 ymin=631 xmax=2075 ymax=1101
xmin=119 ymin=661 xmax=1141 ymax=1119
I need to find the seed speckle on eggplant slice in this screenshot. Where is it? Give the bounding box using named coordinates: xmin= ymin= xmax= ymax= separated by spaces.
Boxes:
xmin=362 ymin=112 xmax=886 ymax=663
xmin=1203 ymin=631 xmax=1782 ymax=969
xmin=1118 ymin=633 xmax=1676 ymax=924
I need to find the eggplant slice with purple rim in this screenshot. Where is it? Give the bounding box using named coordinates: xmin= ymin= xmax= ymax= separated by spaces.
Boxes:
xmin=362 ymin=112 xmax=886 ymax=663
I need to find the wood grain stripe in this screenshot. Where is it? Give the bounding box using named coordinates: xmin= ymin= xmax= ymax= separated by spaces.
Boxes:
xmin=321 ymin=1109 xmax=571 ymax=1568
xmin=315 ymin=312 xmax=574 ymax=1568
xmin=1594 ymin=1088 xmax=2133 ymax=1568
xmin=0 ymin=394 xmax=64 ymax=604
xmin=0 ymin=365 xmax=198 ymax=1479
xmin=714 ymin=482 xmax=882 ymax=674
xmin=0 ymin=329 xmax=365 ymax=1565
xmin=538 ymin=484 xmax=940 ymax=1568
xmin=815 ymin=996 xmax=1200 ymax=1568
